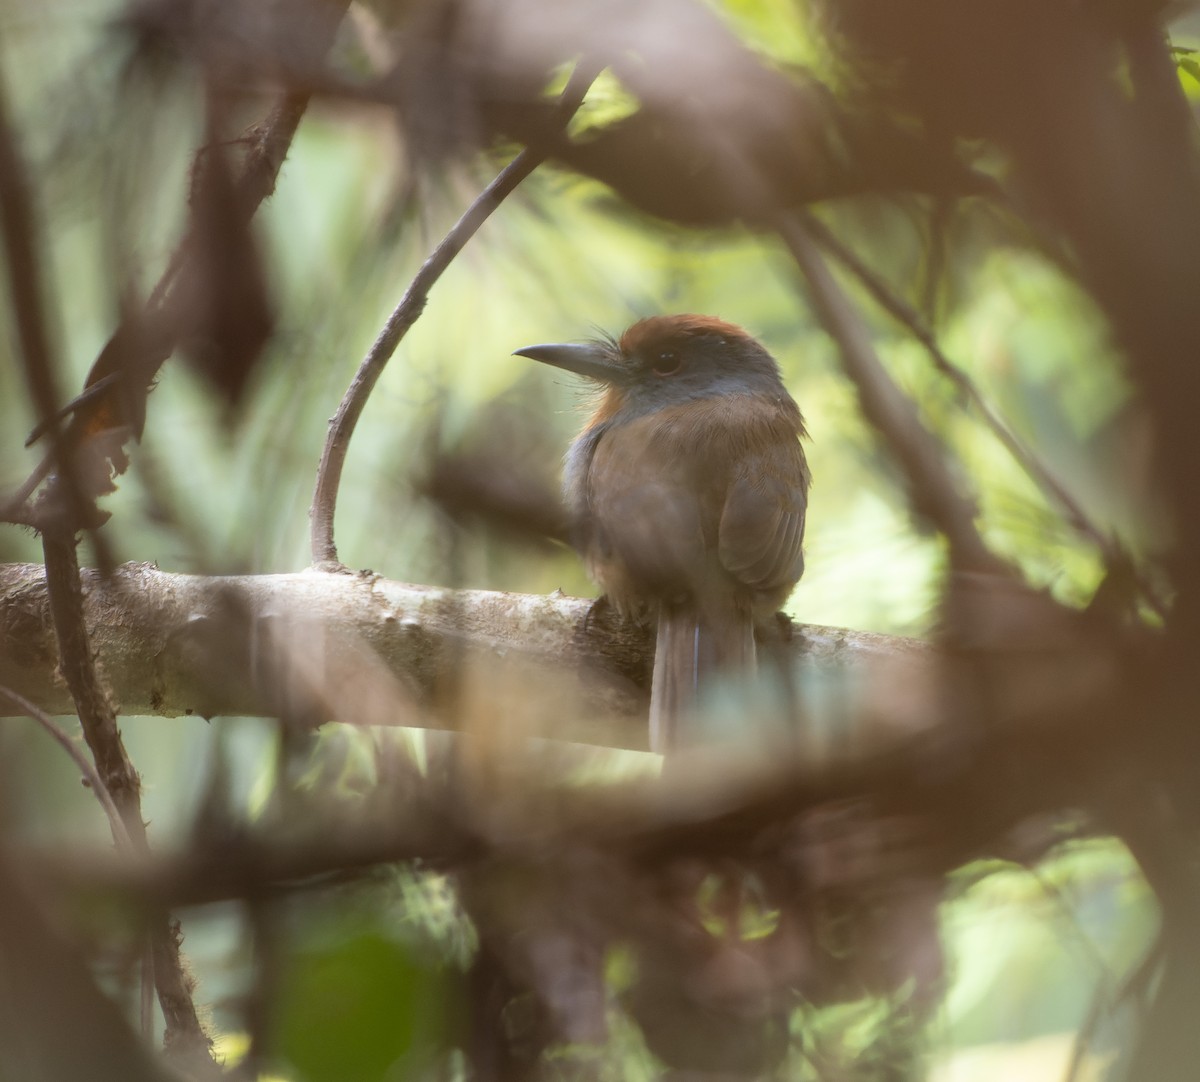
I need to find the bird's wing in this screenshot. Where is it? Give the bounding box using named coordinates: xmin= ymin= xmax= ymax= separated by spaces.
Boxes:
xmin=718 ymin=440 xmax=809 ymax=592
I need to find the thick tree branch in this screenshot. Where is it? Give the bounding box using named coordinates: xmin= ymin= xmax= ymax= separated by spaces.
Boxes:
xmin=470 ymin=0 xmax=995 ymax=224
xmin=0 ymin=561 xmax=930 ymax=752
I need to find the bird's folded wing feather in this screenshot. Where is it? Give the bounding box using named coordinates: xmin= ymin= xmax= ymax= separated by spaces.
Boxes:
xmin=718 ymin=447 xmax=808 ymax=590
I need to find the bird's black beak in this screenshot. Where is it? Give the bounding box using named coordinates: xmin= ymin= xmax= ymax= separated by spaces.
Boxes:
xmin=514 ymin=342 xmax=623 ymax=385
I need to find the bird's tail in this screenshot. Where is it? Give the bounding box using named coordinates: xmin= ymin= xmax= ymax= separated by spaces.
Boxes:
xmin=648 ymin=601 xmax=756 ymax=754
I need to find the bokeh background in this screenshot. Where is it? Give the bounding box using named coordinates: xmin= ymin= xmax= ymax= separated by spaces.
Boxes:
xmin=2 ymin=0 xmax=1189 ymax=1078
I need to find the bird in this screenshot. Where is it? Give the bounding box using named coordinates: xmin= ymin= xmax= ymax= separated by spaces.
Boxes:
xmin=516 ymin=314 xmax=810 ymax=753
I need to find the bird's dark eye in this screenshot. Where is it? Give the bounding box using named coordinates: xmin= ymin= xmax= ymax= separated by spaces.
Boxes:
xmin=650 ymin=348 xmax=682 ymax=376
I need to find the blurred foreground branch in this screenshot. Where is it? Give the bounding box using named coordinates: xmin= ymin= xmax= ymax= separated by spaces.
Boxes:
xmin=3 ymin=555 xmax=1160 ymax=1078
xmin=7 ymin=0 xmax=352 ymax=523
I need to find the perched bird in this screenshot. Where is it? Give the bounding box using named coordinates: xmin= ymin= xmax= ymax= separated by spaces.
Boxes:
xmin=516 ymin=315 xmax=810 ymax=752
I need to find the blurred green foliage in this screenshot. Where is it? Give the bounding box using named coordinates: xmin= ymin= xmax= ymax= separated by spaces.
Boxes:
xmin=273 ymin=928 xmax=446 ymax=1082
xmin=0 ymin=0 xmax=1169 ymax=1078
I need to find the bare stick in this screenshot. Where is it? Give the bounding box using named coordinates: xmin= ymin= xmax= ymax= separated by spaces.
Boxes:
xmin=777 ymin=215 xmax=1007 ymax=575
xmin=309 ymin=62 xmax=600 ymax=565
xmin=0 ymin=684 xmax=133 ymax=851
xmin=1 ymin=685 xmax=160 ymax=1041
xmin=40 ymin=508 xmax=214 ymax=1064
xmin=802 ymin=210 xmax=1168 ymax=618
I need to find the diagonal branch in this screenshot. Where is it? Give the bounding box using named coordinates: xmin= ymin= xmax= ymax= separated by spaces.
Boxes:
xmin=309 ymin=60 xmax=601 ymax=565
xmin=0 ymin=684 xmax=133 ymax=852
xmin=0 ymin=39 xmax=114 ymax=570
xmin=39 ymin=507 xmax=216 ymax=1068
xmin=800 ymin=210 xmax=1169 ymax=619
xmin=1 ymin=680 xmax=160 ymax=1036
xmin=777 ymin=214 xmax=1009 ymax=577
xmin=32 ymin=649 xmax=1132 ymax=915
xmin=6 ymin=1 xmax=351 ymax=525
xmin=0 ymin=38 xmax=190 ymax=1052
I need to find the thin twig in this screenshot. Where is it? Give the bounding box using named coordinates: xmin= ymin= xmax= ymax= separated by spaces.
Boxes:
xmin=0 ymin=684 xmax=133 ymax=851
xmin=140 ymin=943 xmax=156 ymax=1040
xmin=918 ymin=199 xmax=951 ymax=324
xmin=309 ymin=61 xmax=602 ymax=565
xmin=1062 ymin=928 xmax=1159 ymax=1082
xmin=24 ymin=373 xmax=122 ymax=447
xmin=776 ymin=214 xmax=1008 ymax=576
xmin=1064 ymin=972 xmax=1109 ymax=1082
xmin=802 ymin=209 xmax=1169 ymax=620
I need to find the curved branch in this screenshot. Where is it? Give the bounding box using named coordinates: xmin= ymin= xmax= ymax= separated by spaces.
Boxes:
xmin=309 ymin=61 xmax=600 ymax=565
